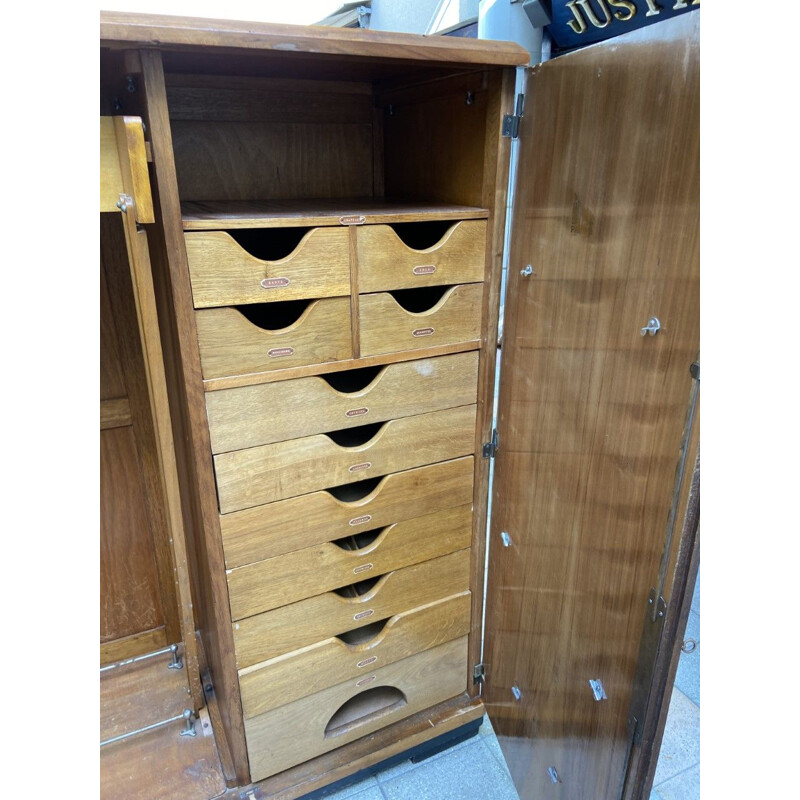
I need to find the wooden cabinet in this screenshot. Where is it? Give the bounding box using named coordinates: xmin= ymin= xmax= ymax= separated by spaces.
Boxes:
xmin=100 ymin=11 xmax=699 ymax=800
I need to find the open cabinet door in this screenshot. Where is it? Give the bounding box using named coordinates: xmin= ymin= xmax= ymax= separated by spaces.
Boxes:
xmin=483 ymin=12 xmax=699 ymax=800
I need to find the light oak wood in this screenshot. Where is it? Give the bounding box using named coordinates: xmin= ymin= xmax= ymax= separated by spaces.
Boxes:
xmin=100 ymin=117 xmax=123 ymax=212
xmin=100 ymin=397 xmax=132 ymax=430
xmin=233 ymin=549 xmax=470 ymax=666
xmin=227 ymin=504 xmax=472 ymax=618
xmin=206 ymin=350 xmax=479 ymax=453
xmin=244 ymin=637 xmax=468 ymax=781
xmin=195 ymin=297 xmax=352 ymax=379
xmin=203 ymin=340 xmax=480 ymax=392
xmin=359 ymin=283 xmax=483 ymax=357
xmin=238 ymin=592 xmax=471 ymax=718
xmin=100 ymin=627 xmax=167 ymax=667
xmin=181 ymin=199 xmax=489 ymax=230
xmin=100 ymin=11 xmax=529 ymax=66
xmin=357 ymin=220 xmax=487 ymax=293
xmin=113 ymin=116 xmax=155 ymax=223
xmin=220 ymin=457 xmax=474 ymax=568
xmin=185 ymin=227 xmax=350 ymax=308
xmin=214 ymin=405 xmax=477 ymax=514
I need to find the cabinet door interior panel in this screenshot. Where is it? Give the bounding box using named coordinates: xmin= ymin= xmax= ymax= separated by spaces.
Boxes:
xmin=232 ymin=548 xmax=471 ymax=666
xmin=238 ymin=591 xmax=472 ymax=719
xmin=214 ymin=404 xmax=477 ymax=513
xmin=227 ymin=504 xmax=472 ymax=618
xmin=219 ymin=456 xmax=475 ymax=568
xmin=205 ymin=350 xmax=479 ymax=454
xmin=185 ymin=227 xmax=351 ymax=308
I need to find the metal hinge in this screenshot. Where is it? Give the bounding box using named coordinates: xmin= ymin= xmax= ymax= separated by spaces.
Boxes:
xmin=473 ymin=663 xmax=486 ymax=684
xmin=502 ymin=92 xmax=525 ymax=138
xmin=648 ymin=587 xmax=668 ymax=624
xmin=482 ymin=429 xmax=499 ymax=458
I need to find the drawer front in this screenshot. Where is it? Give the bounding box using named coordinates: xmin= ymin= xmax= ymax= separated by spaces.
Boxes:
xmin=357 ymin=221 xmax=486 ymax=293
xmin=239 ymin=592 xmax=471 ymax=719
xmin=359 ymin=284 xmax=483 ymax=357
xmin=214 ymin=405 xmax=477 ymax=514
xmin=185 ymin=228 xmax=351 ymax=308
xmin=206 ymin=351 xmax=479 ymax=454
xmin=195 ymin=297 xmax=352 ymax=379
xmin=227 ymin=504 xmax=472 ymax=619
xmin=232 ymin=548 xmax=470 ymax=667
xmin=220 ymin=456 xmax=474 ymax=568
xmin=245 ymin=636 xmax=468 ymax=781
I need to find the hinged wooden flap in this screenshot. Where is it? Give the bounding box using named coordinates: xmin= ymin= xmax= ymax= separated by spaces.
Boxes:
xmin=483 ymin=13 xmax=699 ymax=800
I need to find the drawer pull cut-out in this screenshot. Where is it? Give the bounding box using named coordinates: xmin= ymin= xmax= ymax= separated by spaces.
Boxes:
xmin=336 ymin=618 xmax=389 ymax=646
xmin=321 ymin=365 xmax=383 ymax=393
xmin=334 ymin=575 xmax=381 ymax=599
xmin=235 ymin=299 xmax=312 ymax=331
xmin=229 ymin=227 xmax=311 ymax=261
xmin=332 ymin=528 xmax=384 ymax=552
xmin=389 ymin=220 xmax=454 ymax=249
xmin=328 ymin=476 xmax=383 ymax=502
xmin=324 ymin=686 xmax=407 ymax=738
xmin=389 ymin=285 xmax=451 ymax=313
xmin=326 ymin=422 xmax=384 ymax=448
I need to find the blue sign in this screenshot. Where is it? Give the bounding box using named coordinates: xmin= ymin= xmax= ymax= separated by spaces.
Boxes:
xmin=546 ymin=0 xmax=699 ymax=51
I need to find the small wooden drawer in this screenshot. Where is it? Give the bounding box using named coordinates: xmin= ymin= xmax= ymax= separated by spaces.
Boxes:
xmin=214 ymin=405 xmax=477 ymax=514
xmin=238 ymin=592 xmax=471 ymax=719
xmin=185 ymin=227 xmax=350 ymax=308
xmin=227 ymin=504 xmax=472 ymax=619
xmin=220 ymin=456 xmax=474 ymax=568
xmin=195 ymin=297 xmax=352 ymax=378
xmin=357 ymin=220 xmax=486 ymax=293
xmin=245 ymin=636 xmax=468 ymax=782
xmin=206 ymin=350 xmax=478 ymax=454
xmin=232 ymin=548 xmax=470 ymax=667
xmin=359 ymin=284 xmax=483 ymax=357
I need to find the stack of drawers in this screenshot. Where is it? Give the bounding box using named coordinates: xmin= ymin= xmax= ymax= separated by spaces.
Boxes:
xmin=184 ymin=214 xmax=486 ymax=781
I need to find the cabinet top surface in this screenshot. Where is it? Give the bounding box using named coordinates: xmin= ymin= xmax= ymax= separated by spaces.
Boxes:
xmin=99 ymin=11 xmax=529 ymax=68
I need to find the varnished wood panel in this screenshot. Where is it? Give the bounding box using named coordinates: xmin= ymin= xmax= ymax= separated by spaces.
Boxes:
xmin=359 ymin=283 xmax=483 ymax=357
xmin=214 ymin=405 xmax=476 ymax=513
xmin=195 ymin=297 xmax=352 ymax=379
xmin=100 ymin=117 xmax=123 ymax=212
xmin=227 ymin=504 xmax=472 ymax=617
xmin=185 ymin=227 xmax=350 ymax=308
xmin=239 ymin=592 xmax=471 ymax=718
xmin=357 ymin=220 xmax=487 ymax=293
xmin=100 ymin=627 xmax=167 ymax=667
xmin=206 ymin=350 xmax=478 ymax=453
xmin=220 ymin=457 xmax=474 ymax=568
xmin=182 ymin=198 xmax=488 ymax=230
xmin=483 ymin=15 xmax=699 ymax=800
xmin=233 ymin=548 xmax=470 ymax=666
xmin=100 ymin=397 xmax=132 ymax=429
xmin=244 ymin=637 xmax=469 ymax=782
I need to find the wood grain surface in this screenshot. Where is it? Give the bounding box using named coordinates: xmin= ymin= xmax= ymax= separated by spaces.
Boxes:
xmin=220 ymin=456 xmax=474 ymax=568
xmin=214 ymin=404 xmax=477 ymax=513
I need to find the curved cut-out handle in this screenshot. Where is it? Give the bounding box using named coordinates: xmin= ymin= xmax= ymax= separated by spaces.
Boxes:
xmin=324 ymin=686 xmax=407 ymax=738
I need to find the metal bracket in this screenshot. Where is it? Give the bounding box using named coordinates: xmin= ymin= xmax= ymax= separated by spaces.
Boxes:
xmin=520 ymin=264 xmax=534 ymax=277
xmin=180 ymin=709 xmax=197 ymax=738
xmin=500 ymin=531 xmax=512 ymax=547
xmin=511 ymin=684 xmax=522 ymax=701
xmin=690 ymin=361 xmax=700 ymax=381
xmin=239 ymin=789 xmax=264 ymax=800
xmin=648 ymin=587 xmax=668 ymax=623
xmin=640 ymin=316 xmax=662 ymax=336
xmin=473 ymin=663 xmax=486 ymax=684
xmin=167 ymin=643 xmax=183 ymax=670
xmin=547 ymin=766 xmax=561 ymax=784
xmin=589 ymin=679 xmax=607 ymax=701
xmin=116 ymin=193 xmax=134 ymax=214
xmin=482 ymin=428 xmax=499 ymax=459
xmin=502 ymin=93 xmax=525 ymax=139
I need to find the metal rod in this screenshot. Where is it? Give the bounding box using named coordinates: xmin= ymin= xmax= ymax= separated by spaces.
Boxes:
xmin=100 ymin=709 xmax=193 ymax=748
xmin=100 ymin=643 xmax=181 ymax=673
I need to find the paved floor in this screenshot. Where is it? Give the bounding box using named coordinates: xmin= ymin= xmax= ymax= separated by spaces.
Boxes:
xmin=650 ymin=572 xmax=700 ymax=800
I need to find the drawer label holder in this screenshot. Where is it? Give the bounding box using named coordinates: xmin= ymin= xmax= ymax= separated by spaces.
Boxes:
xmin=412 ymin=327 xmax=435 ymax=337
xmin=356 ymin=674 xmax=377 ymax=687
xmin=413 ymin=265 xmax=437 ymax=275
xmin=349 ymin=462 xmax=372 ymax=473
xmin=268 ymin=347 xmax=295 ymax=358
xmin=346 ymin=407 xmax=369 ymax=418
xmin=353 ymin=609 xmax=374 ymax=621
xmin=260 ymin=277 xmax=290 ymax=289
xmin=357 ymin=656 xmax=378 ymax=669
xmin=349 ymin=514 xmax=372 ymax=527
xmin=353 ymin=563 xmax=374 ymax=575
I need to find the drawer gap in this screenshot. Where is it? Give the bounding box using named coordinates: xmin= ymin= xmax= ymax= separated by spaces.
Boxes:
xmin=234 ymin=299 xmax=312 ymax=331
xmin=336 ymin=617 xmax=389 ymax=646
xmin=327 ymin=476 xmax=383 ymax=502
xmin=386 ymin=220 xmax=455 ymax=250
xmin=227 ymin=227 xmax=312 ymax=261
xmin=325 ymin=422 xmax=384 ymax=448
xmin=333 ymin=575 xmax=381 ymax=598
xmin=320 ymin=365 xmax=383 ymax=393
xmin=386 ymin=285 xmax=453 ymax=313
xmin=324 ymin=686 xmax=407 ymax=739
xmin=331 ymin=527 xmax=386 ymax=552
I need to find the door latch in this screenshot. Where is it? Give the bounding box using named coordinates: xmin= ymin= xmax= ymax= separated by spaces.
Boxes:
xmin=640 ymin=316 xmax=662 ymax=336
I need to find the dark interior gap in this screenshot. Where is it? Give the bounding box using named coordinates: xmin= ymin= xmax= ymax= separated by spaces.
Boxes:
xmin=325 ymin=422 xmax=384 ymax=448
xmin=227 ymin=227 xmax=311 ymax=260
xmin=324 ymin=686 xmax=406 ymax=737
xmin=389 ymin=220 xmax=453 ymax=250
xmin=336 ymin=617 xmax=389 ymax=644
xmin=331 ymin=528 xmax=385 ymax=552
xmin=327 ymin=476 xmax=382 ymax=502
xmin=333 ymin=575 xmax=381 ymax=598
xmin=321 ymin=365 xmax=383 ymax=393
xmin=234 ymin=299 xmax=311 ymax=330
xmin=388 ymin=285 xmax=452 ymax=313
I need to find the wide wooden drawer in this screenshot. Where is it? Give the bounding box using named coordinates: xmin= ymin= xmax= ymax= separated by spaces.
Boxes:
xmin=185 ymin=227 xmax=351 ymax=308
xmin=214 ymin=404 xmax=477 ymax=514
xmin=359 ymin=284 xmax=482 ymax=357
xmin=227 ymin=504 xmax=472 ymax=619
xmin=245 ymin=636 xmax=468 ymax=781
xmin=220 ymin=457 xmax=474 ymax=568
xmin=195 ymin=297 xmax=352 ymax=378
xmin=239 ymin=592 xmax=471 ymax=719
xmin=232 ymin=548 xmax=470 ymax=667
xmin=206 ymin=350 xmax=479 ymax=454
xmin=357 ymin=220 xmax=486 ymax=292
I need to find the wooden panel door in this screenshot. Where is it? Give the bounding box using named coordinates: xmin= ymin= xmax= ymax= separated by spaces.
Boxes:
xmin=483 ymin=13 xmax=699 ymax=800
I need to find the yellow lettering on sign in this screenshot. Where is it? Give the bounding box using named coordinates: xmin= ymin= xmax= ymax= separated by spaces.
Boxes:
xmin=673 ymin=0 xmax=700 ymax=8
xmin=565 ymin=0 xmax=588 ymax=33
xmin=643 ymin=0 xmax=663 ymax=16
xmin=608 ymin=0 xmax=637 ymax=21
xmin=578 ymin=0 xmax=613 ymax=28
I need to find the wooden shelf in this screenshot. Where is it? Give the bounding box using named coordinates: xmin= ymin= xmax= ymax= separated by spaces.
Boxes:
xmin=181 ymin=199 xmax=490 ymax=230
